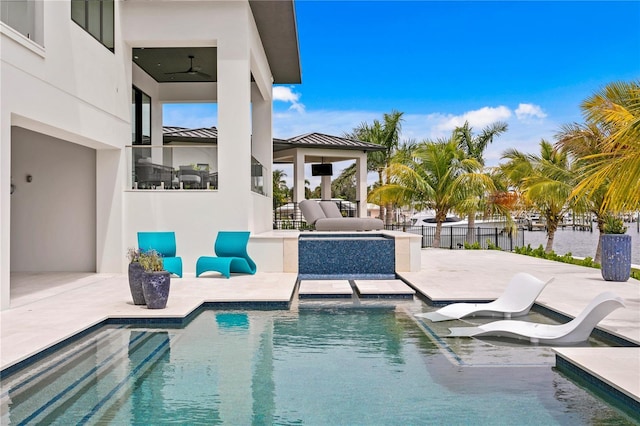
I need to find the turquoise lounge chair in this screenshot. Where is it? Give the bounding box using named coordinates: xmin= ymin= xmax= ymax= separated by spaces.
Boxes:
xmin=138 ymin=231 xmax=183 ymax=277
xmin=196 ymin=231 xmax=256 ymax=278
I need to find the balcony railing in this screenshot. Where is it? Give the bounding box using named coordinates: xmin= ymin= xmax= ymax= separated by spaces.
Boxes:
xmin=127 ymin=145 xmax=217 ymax=190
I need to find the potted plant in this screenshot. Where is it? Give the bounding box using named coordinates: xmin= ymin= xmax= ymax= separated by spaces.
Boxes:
xmin=127 ymin=248 xmax=145 ymax=305
xmin=600 ymin=215 xmax=631 ymax=282
xmin=139 ymin=249 xmax=171 ymax=309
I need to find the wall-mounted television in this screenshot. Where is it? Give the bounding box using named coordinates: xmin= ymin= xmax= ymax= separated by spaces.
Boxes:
xmin=311 ymin=163 xmax=333 ymax=176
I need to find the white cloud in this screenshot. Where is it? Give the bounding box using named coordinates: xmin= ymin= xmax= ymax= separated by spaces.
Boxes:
xmin=273 ymin=104 xmax=553 ymax=165
xmin=273 ymin=86 xmax=305 ymax=113
xmin=515 ymin=103 xmax=547 ymax=120
xmin=433 ymin=106 xmax=512 ymax=134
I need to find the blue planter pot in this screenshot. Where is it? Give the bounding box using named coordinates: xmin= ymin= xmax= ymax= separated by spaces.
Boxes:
xmin=142 ymin=271 xmax=171 ymax=309
xmin=128 ymin=262 xmax=146 ymax=305
xmin=601 ymin=234 xmax=631 ymax=282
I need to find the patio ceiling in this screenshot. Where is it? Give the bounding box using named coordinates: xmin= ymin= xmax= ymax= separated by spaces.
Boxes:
xmin=133 ymin=47 xmax=217 ymax=83
xmin=131 ymin=0 xmax=300 ymax=84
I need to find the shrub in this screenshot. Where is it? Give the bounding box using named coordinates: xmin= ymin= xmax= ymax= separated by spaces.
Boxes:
xmin=139 ymin=250 xmax=164 ymax=272
xmin=603 ymin=215 xmax=627 ymax=234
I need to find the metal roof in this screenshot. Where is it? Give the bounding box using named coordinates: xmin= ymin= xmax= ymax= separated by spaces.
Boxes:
xmin=275 ymin=132 xmax=385 ymax=152
xmin=162 ymin=127 xmax=384 ymax=152
xmin=163 ymin=126 xmax=218 ymax=143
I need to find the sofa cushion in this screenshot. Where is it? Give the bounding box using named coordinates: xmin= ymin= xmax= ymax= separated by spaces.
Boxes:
xmin=319 ymin=201 xmax=344 ymax=218
xmin=314 ymin=217 xmax=384 ymax=231
xmin=299 ymin=200 xmax=326 ymax=225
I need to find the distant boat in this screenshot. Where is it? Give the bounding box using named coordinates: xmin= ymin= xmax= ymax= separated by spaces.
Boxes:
xmin=410 ymin=211 xmax=506 ymax=228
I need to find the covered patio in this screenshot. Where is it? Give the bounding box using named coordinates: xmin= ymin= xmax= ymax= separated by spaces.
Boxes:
xmin=273 ymin=132 xmax=385 ymax=220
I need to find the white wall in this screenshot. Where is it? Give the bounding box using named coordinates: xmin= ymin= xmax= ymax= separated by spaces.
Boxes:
xmin=1 ymin=0 xmax=279 ymax=309
xmin=1 ymin=1 xmax=130 ymax=308
xmin=124 ymin=0 xmax=276 ymax=259
xmin=124 ymin=191 xmax=261 ymax=273
xmin=10 ymin=127 xmax=96 ymax=271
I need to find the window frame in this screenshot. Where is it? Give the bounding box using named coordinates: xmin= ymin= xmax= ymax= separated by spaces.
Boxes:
xmin=71 ymin=0 xmax=114 ymax=52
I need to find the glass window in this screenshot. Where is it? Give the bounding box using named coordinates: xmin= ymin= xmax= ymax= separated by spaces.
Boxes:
xmin=71 ymin=0 xmax=85 ymax=26
xmin=101 ymin=0 xmax=114 ymax=49
xmin=1 ymin=0 xmax=38 ymax=42
xmin=131 ymin=89 xmax=136 ymax=144
xmin=132 ymin=86 xmax=151 ymax=146
xmin=142 ymin=93 xmax=151 ymax=144
xmin=71 ymin=0 xmax=114 ymax=51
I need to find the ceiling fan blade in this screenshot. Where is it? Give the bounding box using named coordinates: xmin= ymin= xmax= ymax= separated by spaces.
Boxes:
xmin=163 ymin=56 xmax=209 ymax=78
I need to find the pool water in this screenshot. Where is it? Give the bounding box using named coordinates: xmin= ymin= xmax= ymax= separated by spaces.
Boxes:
xmin=1 ymin=302 xmax=636 ymax=425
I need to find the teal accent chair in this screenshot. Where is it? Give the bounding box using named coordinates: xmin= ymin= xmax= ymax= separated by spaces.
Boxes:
xmin=196 ymin=231 xmax=256 ymax=278
xmin=138 ymin=231 xmax=183 ymax=277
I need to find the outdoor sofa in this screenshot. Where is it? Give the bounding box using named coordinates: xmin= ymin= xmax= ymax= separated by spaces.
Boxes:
xmin=299 ymin=199 xmax=384 ymax=231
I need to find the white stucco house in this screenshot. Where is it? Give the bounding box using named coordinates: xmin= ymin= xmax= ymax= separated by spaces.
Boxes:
xmin=0 ymin=0 xmax=302 ymax=310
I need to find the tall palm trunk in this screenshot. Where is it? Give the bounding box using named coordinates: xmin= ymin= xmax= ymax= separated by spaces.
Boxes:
xmin=466 ymin=213 xmax=477 ymax=243
xmin=545 ymin=218 xmax=560 ymax=253
xmin=385 ymin=202 xmax=394 ymax=225
xmin=594 ymin=214 xmax=605 ymax=264
xmin=433 ymin=210 xmax=448 ymax=248
xmin=433 ymin=222 xmax=443 ymax=248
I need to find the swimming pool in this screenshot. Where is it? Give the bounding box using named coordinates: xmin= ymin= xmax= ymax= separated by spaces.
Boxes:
xmin=1 ymin=301 xmax=636 ymax=424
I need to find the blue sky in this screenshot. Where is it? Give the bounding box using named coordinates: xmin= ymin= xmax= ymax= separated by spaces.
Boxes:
xmin=164 ymin=1 xmax=640 ymax=183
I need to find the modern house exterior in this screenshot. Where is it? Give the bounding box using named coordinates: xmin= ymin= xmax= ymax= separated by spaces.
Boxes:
xmin=0 ymin=0 xmax=301 ymax=310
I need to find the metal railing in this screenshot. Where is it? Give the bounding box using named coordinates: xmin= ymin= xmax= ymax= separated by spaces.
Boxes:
xmin=127 ymin=145 xmax=217 ymax=190
xmin=273 ymin=200 xmax=359 ymax=230
xmin=384 ymin=224 xmax=524 ymax=251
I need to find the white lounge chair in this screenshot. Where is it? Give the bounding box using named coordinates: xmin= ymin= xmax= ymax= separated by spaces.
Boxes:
xmin=415 ymin=272 xmax=553 ymax=322
xmin=447 ymin=291 xmax=625 ymax=345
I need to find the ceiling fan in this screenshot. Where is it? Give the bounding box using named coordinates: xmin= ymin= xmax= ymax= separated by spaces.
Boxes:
xmin=165 ymin=55 xmax=212 ymax=79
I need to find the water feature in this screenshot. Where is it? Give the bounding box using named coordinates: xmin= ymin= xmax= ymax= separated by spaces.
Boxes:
xmin=1 ymin=303 xmax=636 ymax=424
xmin=298 ymin=233 xmax=395 ymax=279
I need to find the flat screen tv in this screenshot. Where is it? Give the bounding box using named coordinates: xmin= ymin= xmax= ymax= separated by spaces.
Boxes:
xmin=311 ymin=163 xmax=333 ymax=176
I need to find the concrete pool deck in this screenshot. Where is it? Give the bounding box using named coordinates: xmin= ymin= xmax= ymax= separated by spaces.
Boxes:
xmin=1 ymin=249 xmax=638 ymax=406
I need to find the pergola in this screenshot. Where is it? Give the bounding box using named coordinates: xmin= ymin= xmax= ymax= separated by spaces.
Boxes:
xmin=273 ymin=133 xmax=385 ymax=218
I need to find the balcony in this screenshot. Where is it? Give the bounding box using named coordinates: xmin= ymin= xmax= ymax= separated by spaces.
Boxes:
xmin=127 ymin=145 xmax=217 ymax=190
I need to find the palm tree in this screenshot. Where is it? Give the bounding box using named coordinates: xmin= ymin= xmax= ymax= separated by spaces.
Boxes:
xmin=348 ymin=110 xmax=404 ymax=225
xmin=555 ymin=122 xmax=610 ymax=262
xmin=370 ymin=138 xmax=492 ymax=248
xmin=331 ymin=163 xmax=357 ymax=202
xmin=454 ymin=121 xmax=508 ymax=241
xmin=272 ymin=169 xmax=289 ymax=209
xmin=574 ymin=80 xmax=640 ymax=212
xmin=501 ymin=140 xmax=580 ymax=253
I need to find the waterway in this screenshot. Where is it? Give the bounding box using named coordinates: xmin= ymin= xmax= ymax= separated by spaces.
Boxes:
xmin=522 ymin=227 xmax=640 ymax=265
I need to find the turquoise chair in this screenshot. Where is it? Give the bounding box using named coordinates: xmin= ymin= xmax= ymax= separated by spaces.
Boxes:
xmin=196 ymin=231 xmax=256 ymax=278
xmin=138 ymin=231 xmax=183 ymax=277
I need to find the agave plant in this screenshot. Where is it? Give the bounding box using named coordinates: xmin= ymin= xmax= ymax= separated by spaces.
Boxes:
xmin=603 ymin=215 xmax=627 ymax=235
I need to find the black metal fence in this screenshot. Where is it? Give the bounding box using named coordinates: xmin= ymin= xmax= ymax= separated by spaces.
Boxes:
xmin=273 ymin=203 xmax=523 ymax=252
xmin=273 ymin=201 xmax=359 ymax=230
xmin=384 ymin=224 xmax=524 ymax=251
